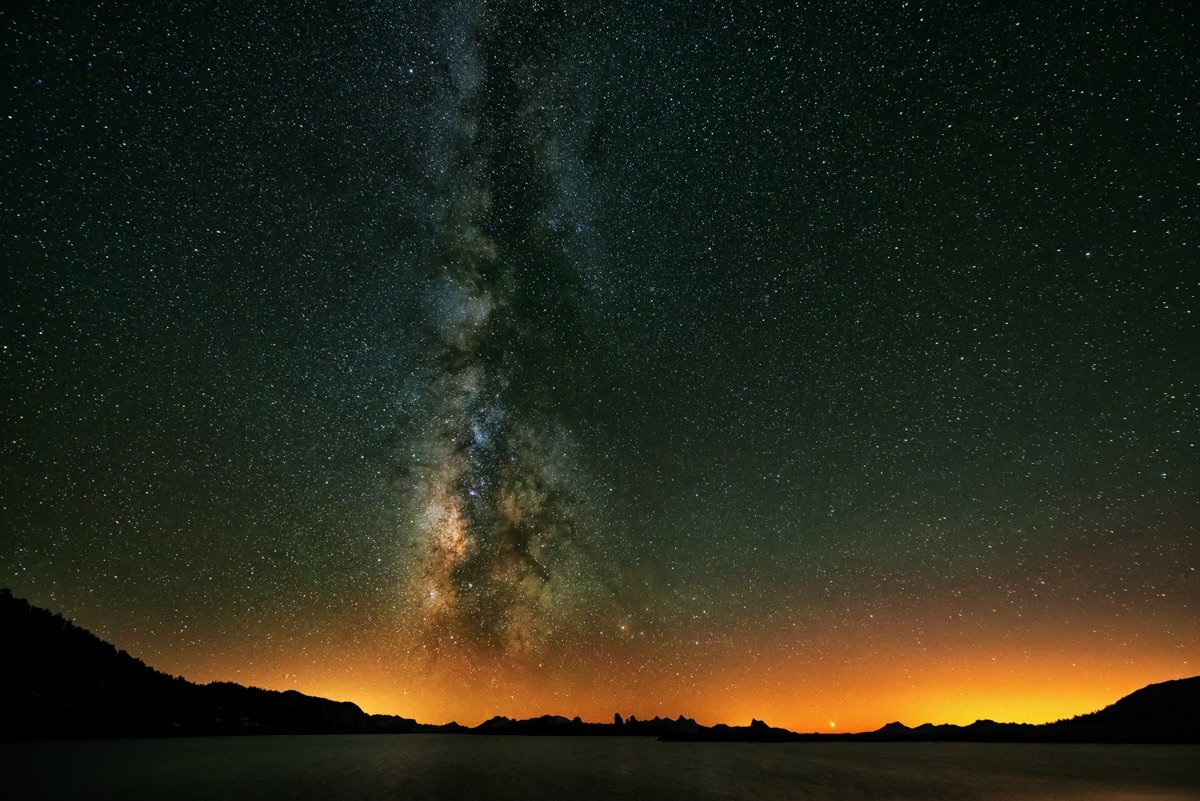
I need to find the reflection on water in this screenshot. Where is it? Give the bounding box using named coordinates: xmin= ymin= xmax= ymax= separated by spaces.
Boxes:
xmin=3 ymin=735 xmax=1197 ymax=801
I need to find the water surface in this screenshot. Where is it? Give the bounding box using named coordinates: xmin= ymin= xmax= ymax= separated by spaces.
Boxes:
xmin=3 ymin=735 xmax=1197 ymax=800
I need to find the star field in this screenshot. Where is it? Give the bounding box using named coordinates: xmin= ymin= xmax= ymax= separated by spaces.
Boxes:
xmin=1 ymin=1 xmax=1196 ymax=730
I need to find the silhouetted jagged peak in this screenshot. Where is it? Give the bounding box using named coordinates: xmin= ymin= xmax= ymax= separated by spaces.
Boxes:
xmin=479 ymin=715 xmax=514 ymax=727
xmin=876 ymin=722 xmax=911 ymax=733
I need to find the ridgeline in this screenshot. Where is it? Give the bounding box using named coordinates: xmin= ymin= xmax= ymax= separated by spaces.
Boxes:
xmin=2 ymin=590 xmax=1196 ymax=743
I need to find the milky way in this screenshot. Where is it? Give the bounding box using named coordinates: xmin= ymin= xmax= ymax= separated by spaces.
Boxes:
xmin=400 ymin=1 xmax=599 ymax=654
xmin=3 ymin=0 xmax=1195 ymax=730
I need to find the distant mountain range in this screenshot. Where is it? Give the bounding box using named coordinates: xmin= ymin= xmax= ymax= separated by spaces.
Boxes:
xmin=2 ymin=589 xmax=1196 ymax=743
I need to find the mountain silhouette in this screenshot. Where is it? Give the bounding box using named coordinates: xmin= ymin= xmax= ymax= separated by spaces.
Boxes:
xmin=660 ymin=680 xmax=1200 ymax=743
xmin=2 ymin=590 xmax=1196 ymax=742
xmin=1047 ymin=676 xmax=1200 ymax=742
xmin=0 ymin=589 xmax=459 ymax=739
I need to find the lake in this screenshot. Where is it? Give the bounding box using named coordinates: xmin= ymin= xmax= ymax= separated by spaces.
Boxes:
xmin=2 ymin=735 xmax=1197 ymax=800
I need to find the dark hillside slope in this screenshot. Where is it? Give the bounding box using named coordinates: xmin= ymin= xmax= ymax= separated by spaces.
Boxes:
xmin=0 ymin=589 xmax=435 ymax=739
xmin=1048 ymin=676 xmax=1200 ymax=743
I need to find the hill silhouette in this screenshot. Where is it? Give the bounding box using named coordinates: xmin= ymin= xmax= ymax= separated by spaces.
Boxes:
xmin=1047 ymin=676 xmax=1200 ymax=742
xmin=2 ymin=590 xmax=1196 ymax=742
xmin=0 ymin=589 xmax=458 ymax=739
xmin=656 ymin=679 xmax=1200 ymax=744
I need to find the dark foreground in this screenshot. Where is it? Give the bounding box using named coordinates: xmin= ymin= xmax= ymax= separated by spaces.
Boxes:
xmin=2 ymin=736 xmax=1198 ymax=801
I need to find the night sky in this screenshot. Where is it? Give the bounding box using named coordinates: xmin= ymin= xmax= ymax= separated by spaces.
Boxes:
xmin=2 ymin=1 xmax=1196 ymax=732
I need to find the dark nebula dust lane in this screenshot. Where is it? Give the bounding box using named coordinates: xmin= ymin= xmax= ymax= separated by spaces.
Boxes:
xmin=400 ymin=1 xmax=605 ymax=654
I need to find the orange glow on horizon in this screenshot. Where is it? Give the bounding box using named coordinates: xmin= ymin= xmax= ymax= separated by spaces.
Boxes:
xmin=161 ymin=620 xmax=1198 ymax=734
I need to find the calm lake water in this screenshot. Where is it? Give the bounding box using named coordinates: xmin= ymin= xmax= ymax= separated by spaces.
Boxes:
xmin=2 ymin=735 xmax=1197 ymax=801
